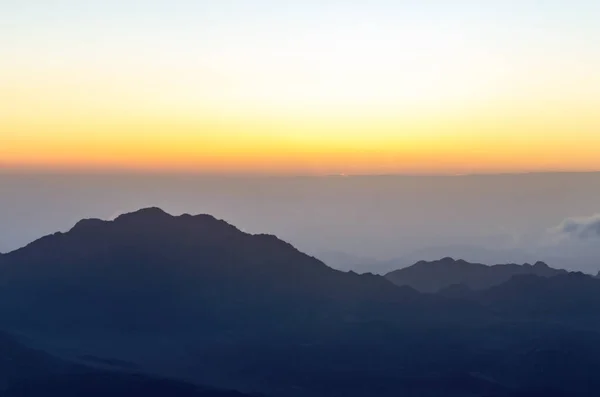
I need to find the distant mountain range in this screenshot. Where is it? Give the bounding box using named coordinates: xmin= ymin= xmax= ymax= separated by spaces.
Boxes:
xmin=1 ymin=208 xmax=600 ymax=397
xmin=385 ymin=257 xmax=568 ymax=292
xmin=317 ymin=245 xmax=540 ymax=275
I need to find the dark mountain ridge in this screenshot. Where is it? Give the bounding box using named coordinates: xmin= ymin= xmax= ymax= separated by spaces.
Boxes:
xmin=0 ymin=208 xmax=431 ymax=394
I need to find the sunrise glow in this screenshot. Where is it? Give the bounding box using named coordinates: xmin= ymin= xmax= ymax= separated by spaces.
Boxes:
xmin=2 ymin=1 xmax=600 ymax=174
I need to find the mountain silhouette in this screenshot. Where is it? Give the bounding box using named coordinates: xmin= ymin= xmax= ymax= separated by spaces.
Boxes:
xmin=1 ymin=208 xmax=600 ymax=396
xmin=0 ymin=207 xmax=413 ymax=334
xmin=385 ymin=257 xmax=567 ymax=292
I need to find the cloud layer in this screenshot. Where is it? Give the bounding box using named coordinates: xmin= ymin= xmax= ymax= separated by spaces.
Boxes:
xmin=555 ymin=214 xmax=600 ymax=240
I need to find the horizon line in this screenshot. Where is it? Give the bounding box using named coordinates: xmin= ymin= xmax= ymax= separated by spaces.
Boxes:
xmin=1 ymin=167 xmax=600 ymax=178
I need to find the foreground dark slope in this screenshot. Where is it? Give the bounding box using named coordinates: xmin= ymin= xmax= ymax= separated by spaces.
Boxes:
xmin=1 ymin=208 xmax=600 ymax=396
xmin=385 ymin=257 xmax=567 ymax=292
xmin=0 ymin=331 xmax=256 ymax=397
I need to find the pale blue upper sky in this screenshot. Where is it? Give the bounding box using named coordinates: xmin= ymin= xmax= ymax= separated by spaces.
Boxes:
xmin=4 ymin=0 xmax=598 ymax=110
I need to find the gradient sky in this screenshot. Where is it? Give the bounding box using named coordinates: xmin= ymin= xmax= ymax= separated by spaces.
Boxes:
xmin=2 ymin=1 xmax=600 ymax=174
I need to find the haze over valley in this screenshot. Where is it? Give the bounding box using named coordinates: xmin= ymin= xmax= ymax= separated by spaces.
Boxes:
xmin=2 ymin=172 xmax=600 ymax=274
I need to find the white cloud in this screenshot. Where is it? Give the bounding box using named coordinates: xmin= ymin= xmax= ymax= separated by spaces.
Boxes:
xmin=553 ymin=214 xmax=600 ymax=240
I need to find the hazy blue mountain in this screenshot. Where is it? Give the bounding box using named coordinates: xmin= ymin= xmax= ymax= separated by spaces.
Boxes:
xmin=313 ymin=250 xmax=377 ymax=272
xmin=318 ymin=245 xmax=544 ymax=275
xmin=385 ymin=257 xmax=567 ymax=292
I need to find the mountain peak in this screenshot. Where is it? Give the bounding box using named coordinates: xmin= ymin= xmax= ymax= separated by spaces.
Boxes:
xmin=533 ymin=261 xmax=549 ymax=268
xmin=110 ymin=208 xmax=227 ymax=228
xmin=440 ymin=256 xmax=457 ymax=263
xmin=70 ymin=218 xmax=106 ymax=233
xmin=114 ymin=207 xmax=172 ymax=222
xmin=69 ymin=208 xmax=176 ymax=234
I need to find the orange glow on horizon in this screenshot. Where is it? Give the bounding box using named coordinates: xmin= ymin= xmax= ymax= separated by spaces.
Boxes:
xmin=3 ymin=112 xmax=600 ymax=175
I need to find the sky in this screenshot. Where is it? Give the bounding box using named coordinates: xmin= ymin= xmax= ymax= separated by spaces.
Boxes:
xmin=2 ymin=1 xmax=600 ymax=174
